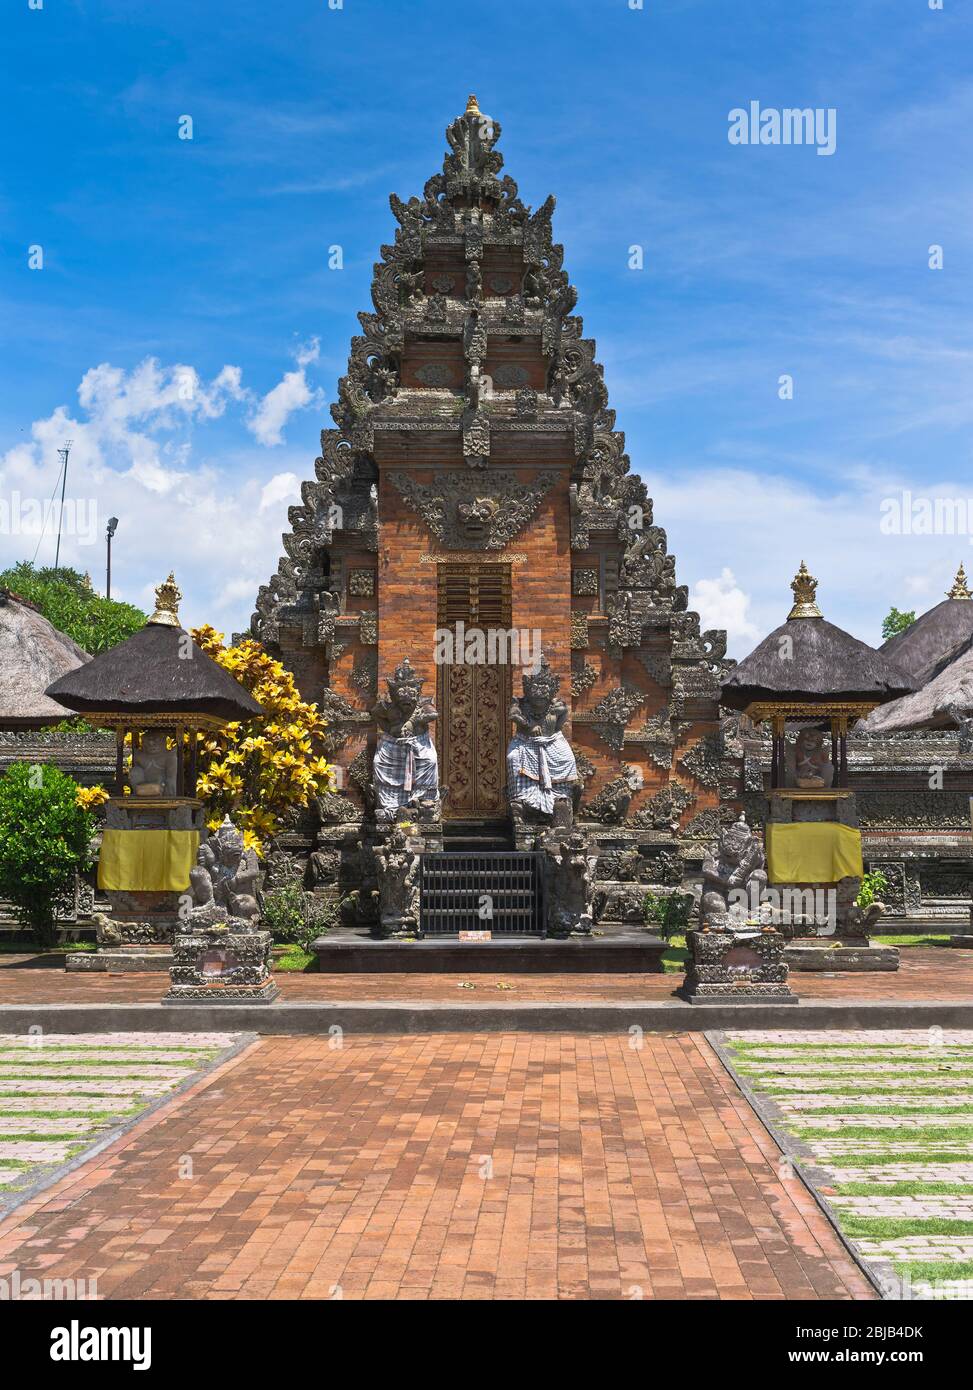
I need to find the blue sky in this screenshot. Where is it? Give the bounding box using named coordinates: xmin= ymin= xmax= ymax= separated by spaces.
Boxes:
xmin=2 ymin=0 xmax=971 ymax=653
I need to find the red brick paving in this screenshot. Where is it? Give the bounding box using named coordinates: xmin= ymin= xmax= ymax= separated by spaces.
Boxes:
xmin=0 ymin=1033 xmax=872 ymax=1300
xmin=0 ymin=947 xmax=969 ymax=1004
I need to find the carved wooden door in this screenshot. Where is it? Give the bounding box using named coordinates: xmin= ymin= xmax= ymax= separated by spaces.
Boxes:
xmin=437 ymin=563 xmax=511 ymax=818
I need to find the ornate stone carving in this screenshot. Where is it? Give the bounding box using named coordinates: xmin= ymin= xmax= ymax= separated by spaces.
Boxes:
xmin=570 ymin=612 xmax=589 ymax=649
xmin=415 ymin=363 xmax=453 ymax=387
xmin=348 ymin=568 xmax=376 ymax=597
xmin=388 ymin=469 xmax=558 ymax=551
xmin=572 ymin=568 xmax=599 ymax=597
xmin=584 ymin=684 xmax=645 ymax=754
xmin=631 ymin=780 xmax=696 ymax=829
xmin=583 ymin=765 xmax=643 ymax=824
xmin=570 ymin=660 xmax=598 ymax=698
xmin=678 ymin=733 xmax=722 ymax=789
xmin=359 ymin=611 xmax=378 ymax=644
xmin=351 ymin=651 xmax=378 ymax=696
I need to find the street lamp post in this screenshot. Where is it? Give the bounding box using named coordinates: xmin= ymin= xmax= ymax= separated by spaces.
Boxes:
xmin=106 ymin=517 xmax=118 ymax=599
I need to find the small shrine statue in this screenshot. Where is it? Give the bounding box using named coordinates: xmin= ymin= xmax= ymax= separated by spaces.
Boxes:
xmin=373 ymin=824 xmax=421 ymax=937
xmin=128 ymin=730 xmax=178 ymax=798
xmin=700 ymin=814 xmax=769 ymax=931
xmin=785 ymin=727 xmax=834 ymax=789
xmin=541 ymin=830 xmax=598 ymax=937
xmin=506 ymin=658 xmax=578 ymax=839
xmin=188 ymin=815 xmax=261 ymax=931
xmin=371 ymin=658 xmax=440 ymax=821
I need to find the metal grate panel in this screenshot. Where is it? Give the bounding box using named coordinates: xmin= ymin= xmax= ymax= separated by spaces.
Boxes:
xmin=420 ymin=852 xmax=542 ymax=935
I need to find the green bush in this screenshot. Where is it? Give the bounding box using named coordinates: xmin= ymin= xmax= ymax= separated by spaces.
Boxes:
xmin=857 ymin=870 xmax=889 ymax=910
xmin=0 ymin=561 xmax=145 ymax=654
xmin=0 ymin=764 xmax=94 ymax=949
xmin=643 ymin=889 xmax=695 ymax=941
xmin=262 ymin=883 xmax=334 ymax=951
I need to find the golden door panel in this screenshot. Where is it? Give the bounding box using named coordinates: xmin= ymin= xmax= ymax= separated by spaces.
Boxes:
xmin=439 ymin=662 xmax=509 ymax=818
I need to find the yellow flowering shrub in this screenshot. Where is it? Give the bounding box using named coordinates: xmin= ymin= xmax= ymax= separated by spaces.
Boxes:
xmin=191 ymin=626 xmax=335 ymax=854
xmin=75 ymin=784 xmax=110 ymax=811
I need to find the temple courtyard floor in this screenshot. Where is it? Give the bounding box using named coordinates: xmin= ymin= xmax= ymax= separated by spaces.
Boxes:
xmin=0 ymin=948 xmax=969 ymax=1300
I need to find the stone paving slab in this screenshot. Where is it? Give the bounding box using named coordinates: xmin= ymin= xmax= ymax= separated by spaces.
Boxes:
xmin=857 ymin=1238 xmax=973 ymax=1260
xmin=779 ymin=1094 xmax=973 ymax=1110
xmin=0 ymin=1142 xmax=78 ymax=1162
xmin=0 ymin=1079 xmax=177 ymax=1096
xmin=0 ymin=1034 xmax=872 ymax=1301
xmin=828 ymin=1165 xmax=973 ymax=1182
xmin=810 ymin=1140 xmax=973 ymax=1155
xmin=831 ymin=1198 xmax=973 ymax=1219
xmin=0 ymin=1096 xmax=136 ymax=1114
xmin=793 ymin=1115 xmax=973 ymax=1130
xmin=0 ymin=1118 xmax=102 ymax=1136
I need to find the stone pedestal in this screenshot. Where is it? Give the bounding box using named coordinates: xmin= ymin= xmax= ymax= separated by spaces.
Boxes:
xmin=163 ymin=929 xmax=278 ymax=1004
xmin=785 ymin=939 xmax=900 ymax=972
xmin=67 ymin=944 xmax=173 ymax=973
xmin=78 ymin=798 xmax=207 ymax=973
xmin=678 ymin=927 xmax=796 ymax=1004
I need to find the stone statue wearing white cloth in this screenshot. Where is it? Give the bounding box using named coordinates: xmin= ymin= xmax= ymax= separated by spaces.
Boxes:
xmin=506 ymin=657 xmax=578 ymax=847
xmin=371 ymin=658 xmax=440 ymax=821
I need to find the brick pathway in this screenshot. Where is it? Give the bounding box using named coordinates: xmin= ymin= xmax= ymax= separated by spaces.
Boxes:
xmin=0 ymin=1033 xmax=870 ymax=1300
xmin=0 ymin=946 xmax=968 ymax=1005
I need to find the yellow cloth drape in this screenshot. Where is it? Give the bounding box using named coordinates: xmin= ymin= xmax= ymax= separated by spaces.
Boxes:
xmin=98 ymin=830 xmax=200 ymax=892
xmin=766 ymin=822 xmax=863 ymax=884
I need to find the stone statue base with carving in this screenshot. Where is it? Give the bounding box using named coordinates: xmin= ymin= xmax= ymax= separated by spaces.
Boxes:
xmin=163 ymin=923 xmax=278 ymax=1004
xmin=678 ymin=927 xmax=796 ymax=1004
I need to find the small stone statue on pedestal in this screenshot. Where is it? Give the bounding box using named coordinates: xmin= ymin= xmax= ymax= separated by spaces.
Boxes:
xmin=506 ymin=657 xmax=579 ymax=850
xmin=164 ymin=817 xmax=277 ymax=1004
xmin=699 ymin=814 xmax=769 ymax=932
xmin=128 ymin=730 xmax=178 ymax=798
xmin=681 ymin=815 xmax=795 ymax=1004
xmin=373 ymin=824 xmax=421 ymax=938
xmin=540 ymin=829 xmax=598 ymax=937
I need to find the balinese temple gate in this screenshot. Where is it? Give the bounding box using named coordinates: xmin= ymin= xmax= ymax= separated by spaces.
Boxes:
xmin=252 ymin=97 xmax=735 ymax=944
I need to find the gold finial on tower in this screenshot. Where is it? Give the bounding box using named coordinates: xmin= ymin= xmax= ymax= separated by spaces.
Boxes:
xmin=465 ymin=94 xmax=481 ymax=116
xmin=788 ymin=561 xmax=823 ymax=619
xmin=947 ymin=562 xmax=972 ymax=600
xmin=148 ymin=572 xmax=183 ymax=628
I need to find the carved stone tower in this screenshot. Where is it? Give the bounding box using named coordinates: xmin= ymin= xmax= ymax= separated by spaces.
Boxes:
xmin=252 ymin=97 xmax=733 ymax=926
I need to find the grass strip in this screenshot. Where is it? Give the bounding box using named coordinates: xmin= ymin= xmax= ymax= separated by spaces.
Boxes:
xmin=789 ymin=1106 xmax=973 ymax=1118
xmin=833 ymin=1182 xmax=973 ymax=1197
xmin=793 ymin=1125 xmax=973 ymax=1142
xmin=824 ymin=1151 xmax=973 ymax=1167
xmin=840 ymin=1216 xmax=973 ymax=1239
xmin=893 ymin=1260 xmax=973 ymax=1283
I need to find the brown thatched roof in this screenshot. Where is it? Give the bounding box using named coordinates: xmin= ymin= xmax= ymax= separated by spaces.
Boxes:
xmin=880 ymin=596 xmax=973 ymax=687
xmin=0 ymin=589 xmax=91 ymax=728
xmin=45 ymin=622 xmax=263 ymax=722
xmin=721 ymin=616 xmax=916 ymax=709
xmin=863 ymin=631 xmax=973 ymax=734
xmin=44 ymin=574 xmax=262 ymax=724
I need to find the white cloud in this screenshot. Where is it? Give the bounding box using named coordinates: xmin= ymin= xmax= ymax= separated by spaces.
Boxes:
xmin=690 ymin=568 xmax=759 ymax=647
xmin=260 ymin=472 xmax=301 ymax=511
xmin=247 ymin=339 xmax=323 ymax=447
xmin=0 ymin=354 xmax=318 ymax=637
